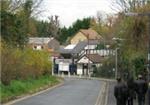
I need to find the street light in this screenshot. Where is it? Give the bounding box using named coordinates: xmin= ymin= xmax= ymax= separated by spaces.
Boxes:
xmin=112 ymin=37 xmax=123 ymax=78
xmin=115 ymin=48 xmax=119 ymax=78
xmin=125 ymin=12 xmax=150 ymax=81
xmin=106 ymin=44 xmax=110 ymax=56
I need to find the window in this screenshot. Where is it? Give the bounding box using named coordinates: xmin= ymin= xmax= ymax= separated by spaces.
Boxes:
xmin=41 ymin=46 xmax=44 ymax=49
xmin=33 ymin=46 xmax=37 ymax=49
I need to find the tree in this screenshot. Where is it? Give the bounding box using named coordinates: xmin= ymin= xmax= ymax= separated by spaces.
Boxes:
xmin=110 ymin=3 xmax=150 ymax=77
xmin=91 ymin=12 xmax=116 ymax=41
xmin=1 ymin=0 xmax=43 ymax=47
xmin=48 ymin=15 xmax=60 ymax=38
xmin=35 ymin=20 xmax=50 ymax=37
xmin=1 ymin=10 xmax=28 ymax=48
xmin=18 ymin=0 xmax=43 ymax=36
xmin=111 ymin=0 xmax=150 ymax=12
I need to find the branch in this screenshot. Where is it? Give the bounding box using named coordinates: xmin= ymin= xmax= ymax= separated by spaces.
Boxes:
xmin=9 ymin=0 xmax=23 ymax=13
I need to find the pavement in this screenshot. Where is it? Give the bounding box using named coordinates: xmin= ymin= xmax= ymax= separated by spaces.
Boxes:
xmin=11 ymin=77 xmax=104 ymax=105
xmin=107 ymin=81 xmax=149 ymax=105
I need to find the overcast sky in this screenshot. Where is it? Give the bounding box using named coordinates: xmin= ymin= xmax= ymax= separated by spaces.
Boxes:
xmin=39 ymin=0 xmax=117 ymax=27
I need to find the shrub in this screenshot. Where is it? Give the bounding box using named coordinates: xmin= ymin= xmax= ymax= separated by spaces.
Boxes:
xmin=1 ymin=47 xmax=20 ymax=85
xmin=93 ymin=57 xmax=115 ymax=78
xmin=1 ymin=44 xmax=51 ymax=85
xmin=132 ymin=55 xmax=146 ymax=77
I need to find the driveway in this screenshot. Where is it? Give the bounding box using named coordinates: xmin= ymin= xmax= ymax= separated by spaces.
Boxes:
xmin=12 ymin=77 xmax=104 ymax=105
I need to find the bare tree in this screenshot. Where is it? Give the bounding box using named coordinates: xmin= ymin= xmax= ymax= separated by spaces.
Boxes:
xmin=96 ymin=11 xmax=103 ymax=25
xmin=22 ymin=0 xmax=44 ymax=18
xmin=1 ymin=0 xmax=43 ymax=16
xmin=48 ymin=15 xmax=60 ymax=38
xmin=0 ymin=0 xmax=22 ymax=13
xmin=110 ymin=0 xmax=149 ymax=13
xmin=106 ymin=15 xmax=115 ymax=28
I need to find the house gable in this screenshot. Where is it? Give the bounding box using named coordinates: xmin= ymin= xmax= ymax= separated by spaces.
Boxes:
xmin=28 ymin=37 xmax=60 ymax=52
xmin=70 ymin=32 xmax=87 ymax=44
xmin=80 ymin=28 xmax=102 ymax=40
xmin=77 ymin=56 xmax=93 ymax=64
xmin=48 ymin=38 xmax=60 ymax=51
xmin=70 ymin=28 xmax=103 ymax=44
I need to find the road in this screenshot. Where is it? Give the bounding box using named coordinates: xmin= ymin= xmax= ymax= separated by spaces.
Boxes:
xmin=107 ymin=81 xmax=116 ymax=105
xmin=12 ymin=78 xmax=104 ymax=105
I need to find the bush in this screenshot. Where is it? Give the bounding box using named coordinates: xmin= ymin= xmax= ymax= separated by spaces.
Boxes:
xmin=93 ymin=57 xmax=115 ymax=78
xmin=132 ymin=55 xmax=146 ymax=78
xmin=1 ymin=44 xmax=51 ymax=85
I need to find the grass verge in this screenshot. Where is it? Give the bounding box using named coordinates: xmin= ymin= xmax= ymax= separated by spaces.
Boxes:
xmin=1 ymin=75 xmax=61 ymax=103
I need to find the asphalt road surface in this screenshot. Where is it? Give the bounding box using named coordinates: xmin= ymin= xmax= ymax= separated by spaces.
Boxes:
xmin=13 ymin=78 xmax=104 ymax=105
xmin=107 ymin=81 xmax=116 ymax=105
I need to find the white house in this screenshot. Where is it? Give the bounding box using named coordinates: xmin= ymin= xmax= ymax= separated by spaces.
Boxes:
xmin=54 ymin=40 xmax=111 ymax=76
xmin=77 ymin=54 xmax=104 ymax=76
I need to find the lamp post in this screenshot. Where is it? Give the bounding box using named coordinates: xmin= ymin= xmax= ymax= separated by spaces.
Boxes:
xmin=113 ymin=37 xmax=123 ymax=78
xmin=106 ymin=44 xmax=110 ymax=56
xmin=51 ymin=56 xmax=55 ymax=76
xmin=87 ymin=34 xmax=90 ymax=78
xmin=125 ymin=12 xmax=150 ymax=81
xmin=115 ymin=48 xmax=119 ymax=78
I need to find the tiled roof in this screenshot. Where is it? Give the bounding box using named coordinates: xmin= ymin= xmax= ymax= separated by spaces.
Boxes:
xmin=59 ymin=41 xmax=87 ymax=54
xmin=59 ymin=47 xmax=72 ymax=54
xmin=72 ymin=41 xmax=87 ymax=54
xmin=85 ymin=54 xmax=104 ymax=63
xmin=80 ymin=28 xmax=102 ymax=40
xmin=29 ymin=37 xmax=54 ymax=44
xmin=59 ymin=40 xmax=100 ymax=54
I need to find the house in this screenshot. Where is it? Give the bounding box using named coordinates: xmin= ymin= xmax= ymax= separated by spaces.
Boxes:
xmin=28 ymin=37 xmax=60 ymax=52
xmin=59 ymin=40 xmax=100 ymax=58
xmin=55 ymin=41 xmax=87 ymax=75
xmin=77 ymin=54 xmax=104 ymax=75
xmin=70 ymin=28 xmax=102 ymax=44
xmin=54 ymin=40 xmax=103 ymax=75
xmin=47 ymin=38 xmax=60 ymax=52
xmin=51 ymin=28 xmax=112 ymax=76
xmin=59 ymin=41 xmax=87 ymax=58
